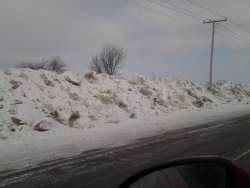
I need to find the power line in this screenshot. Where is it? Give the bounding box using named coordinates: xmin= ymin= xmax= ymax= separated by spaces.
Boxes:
xmin=219 ymin=25 xmax=250 ymax=44
xmin=229 ymin=20 xmax=250 ymax=34
xmin=217 ymin=27 xmax=250 ymax=46
xmin=216 ymin=29 xmax=250 ymax=48
xmin=185 ymin=0 xmax=250 ymax=43
xmin=185 ymin=0 xmax=225 ymax=18
xmin=217 ymin=26 xmax=250 ymax=47
xmin=123 ymin=0 xmax=250 ymax=47
xmin=146 ymin=0 xmax=203 ymax=21
xmin=146 ymin=0 xmax=250 ymax=45
xmin=184 ymin=0 xmax=250 ymax=34
xmin=151 ymin=0 xmax=250 ymax=40
xmin=160 ymin=0 xmax=210 ymax=20
xmin=122 ymin=0 xmax=210 ymax=32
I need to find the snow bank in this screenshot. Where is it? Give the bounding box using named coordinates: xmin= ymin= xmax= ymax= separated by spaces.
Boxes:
xmin=0 ymin=68 xmax=250 ymax=140
xmin=0 ymin=68 xmax=250 ymax=171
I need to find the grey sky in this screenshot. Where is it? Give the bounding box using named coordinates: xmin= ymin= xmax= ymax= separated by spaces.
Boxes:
xmin=0 ymin=0 xmax=249 ymax=83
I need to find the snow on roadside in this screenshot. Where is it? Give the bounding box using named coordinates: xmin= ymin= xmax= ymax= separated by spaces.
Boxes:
xmin=0 ymin=68 xmax=250 ymax=140
xmin=0 ymin=68 xmax=250 ymax=171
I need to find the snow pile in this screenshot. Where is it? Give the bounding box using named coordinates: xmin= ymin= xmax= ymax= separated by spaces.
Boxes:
xmin=0 ymin=68 xmax=250 ymax=139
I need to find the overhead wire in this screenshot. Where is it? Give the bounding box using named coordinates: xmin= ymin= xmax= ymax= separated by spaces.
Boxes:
xmin=217 ymin=29 xmax=250 ymax=47
xmin=216 ymin=30 xmax=250 ymax=48
xmin=123 ymin=0 xmax=250 ymax=47
xmin=183 ymin=0 xmax=250 ymax=46
xmin=229 ymin=20 xmax=250 ymax=34
xmin=122 ymin=0 xmax=210 ymax=32
xmin=147 ymin=0 xmax=250 ymax=42
xmin=145 ymin=0 xmax=203 ymax=21
xmin=219 ymin=25 xmax=250 ymax=44
xmin=184 ymin=0 xmax=225 ymax=18
xmin=160 ymin=0 xmax=210 ymax=20
xmin=217 ymin=26 xmax=250 ymax=47
xmin=184 ymin=0 xmax=250 ymax=34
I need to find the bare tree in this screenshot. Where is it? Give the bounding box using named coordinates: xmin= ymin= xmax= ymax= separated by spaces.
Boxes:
xmin=16 ymin=56 xmax=66 ymax=73
xmin=89 ymin=45 xmax=126 ymax=75
xmin=45 ymin=56 xmax=66 ymax=73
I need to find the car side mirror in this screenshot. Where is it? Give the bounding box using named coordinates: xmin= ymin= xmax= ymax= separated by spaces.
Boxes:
xmin=119 ymin=157 xmax=250 ymax=188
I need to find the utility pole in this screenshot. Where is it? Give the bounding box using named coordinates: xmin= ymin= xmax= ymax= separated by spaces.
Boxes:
xmin=204 ymin=18 xmax=227 ymax=91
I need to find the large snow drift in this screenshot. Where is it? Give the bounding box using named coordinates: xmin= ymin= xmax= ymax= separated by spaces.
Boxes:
xmin=0 ymin=68 xmax=250 ymax=139
xmin=0 ymin=68 xmax=250 ymax=171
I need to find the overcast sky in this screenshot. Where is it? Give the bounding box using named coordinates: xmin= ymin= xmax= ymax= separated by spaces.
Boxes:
xmin=1 ymin=0 xmax=250 ymax=83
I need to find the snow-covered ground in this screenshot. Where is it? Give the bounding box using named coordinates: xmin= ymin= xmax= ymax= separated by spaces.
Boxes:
xmin=0 ymin=68 xmax=250 ymax=172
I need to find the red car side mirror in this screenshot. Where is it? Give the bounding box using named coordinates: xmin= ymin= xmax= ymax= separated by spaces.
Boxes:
xmin=119 ymin=156 xmax=250 ymax=188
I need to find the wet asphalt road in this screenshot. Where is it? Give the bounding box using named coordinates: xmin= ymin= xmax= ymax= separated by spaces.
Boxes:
xmin=0 ymin=114 xmax=250 ymax=188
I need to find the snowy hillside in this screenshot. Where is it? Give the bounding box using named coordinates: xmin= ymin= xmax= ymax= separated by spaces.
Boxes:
xmin=1 ymin=68 xmax=250 ymax=140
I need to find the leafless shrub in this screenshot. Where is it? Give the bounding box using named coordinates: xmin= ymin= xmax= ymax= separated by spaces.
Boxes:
xmin=140 ymin=87 xmax=152 ymax=96
xmin=0 ymin=133 xmax=8 ymax=140
xmin=88 ymin=114 xmax=98 ymax=121
xmin=230 ymin=87 xmax=241 ymax=95
xmin=16 ymin=61 xmax=47 ymax=70
xmin=11 ymin=117 xmax=26 ymax=126
xmin=211 ymin=88 xmax=220 ymax=95
xmin=177 ymin=94 xmax=186 ymax=104
xmin=100 ymin=89 xmax=112 ymax=94
xmin=34 ymin=120 xmax=52 ymax=132
xmin=117 ymin=101 xmax=127 ymax=109
xmin=89 ymin=44 xmax=126 ymax=75
xmin=49 ymin=109 xmax=59 ymax=119
xmin=242 ymin=89 xmax=250 ymax=97
xmin=97 ymin=93 xmax=128 ymax=111
xmin=33 ymin=120 xmax=52 ymax=131
xmin=13 ymin=99 xmax=22 ymax=105
xmin=40 ymin=74 xmax=54 ymax=86
xmin=68 ymin=92 xmax=80 ymax=101
xmin=186 ymin=89 xmax=198 ymax=99
xmin=84 ymin=72 xmax=96 ymax=80
xmin=10 ymin=127 xmax=16 ymax=132
xmin=97 ymin=95 xmax=113 ymax=105
xmin=192 ymin=100 xmax=204 ymax=108
xmin=69 ymin=111 xmax=80 ymax=126
xmin=49 ymin=109 xmax=63 ymax=123
xmin=153 ymin=97 xmax=166 ymax=107
xmin=216 ymin=80 xmax=227 ymax=86
xmin=201 ymin=96 xmax=213 ymax=103
xmin=196 ymin=86 xmax=202 ymax=91
xmin=158 ymin=99 xmax=166 ymax=106
xmin=9 ymin=80 xmax=20 ymax=89
xmin=130 ymin=113 xmax=136 ymax=118
xmin=16 ymin=56 xmax=66 ymax=73
xmin=129 ymin=75 xmax=145 ymax=85
xmin=107 ymin=119 xmax=120 ymax=124
xmin=8 ymin=108 xmax=16 ymax=115
xmin=45 ymin=56 xmax=66 ymax=73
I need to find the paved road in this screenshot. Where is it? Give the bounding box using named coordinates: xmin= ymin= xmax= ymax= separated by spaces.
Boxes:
xmin=0 ymin=114 xmax=250 ymax=188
